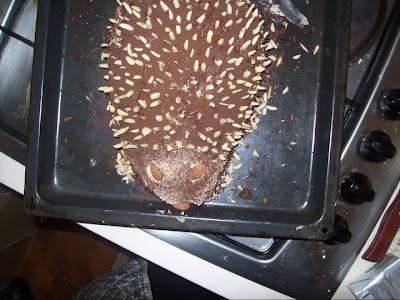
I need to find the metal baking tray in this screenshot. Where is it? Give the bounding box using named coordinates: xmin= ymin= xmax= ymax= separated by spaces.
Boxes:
xmin=25 ymin=0 xmax=349 ymax=239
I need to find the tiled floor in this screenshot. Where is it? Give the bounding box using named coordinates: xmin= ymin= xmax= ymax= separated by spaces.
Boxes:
xmin=18 ymin=219 xmax=129 ymax=299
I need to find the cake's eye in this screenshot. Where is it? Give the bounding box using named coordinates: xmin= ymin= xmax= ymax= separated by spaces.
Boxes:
xmin=148 ymin=164 xmax=164 ymax=181
xmin=189 ymin=164 xmax=207 ymax=181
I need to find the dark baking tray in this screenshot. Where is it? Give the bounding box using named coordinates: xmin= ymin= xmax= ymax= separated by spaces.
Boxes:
xmin=25 ymin=0 xmax=349 ymax=239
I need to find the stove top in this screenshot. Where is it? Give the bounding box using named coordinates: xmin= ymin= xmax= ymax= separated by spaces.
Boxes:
xmin=1 ymin=0 xmax=399 ymax=298
xmin=0 ymin=0 xmax=36 ymax=163
xmin=348 ymin=0 xmax=387 ymax=62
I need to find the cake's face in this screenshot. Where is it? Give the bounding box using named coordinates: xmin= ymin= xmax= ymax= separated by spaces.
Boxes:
xmin=126 ymin=148 xmax=227 ymax=206
xmin=100 ymin=0 xmax=276 ymax=207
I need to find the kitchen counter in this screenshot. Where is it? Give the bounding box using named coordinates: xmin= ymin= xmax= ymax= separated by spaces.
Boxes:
xmin=1 ymin=151 xmax=398 ymax=299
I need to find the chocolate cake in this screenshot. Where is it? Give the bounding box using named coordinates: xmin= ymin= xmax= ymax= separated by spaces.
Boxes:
xmin=99 ymin=0 xmax=277 ymax=209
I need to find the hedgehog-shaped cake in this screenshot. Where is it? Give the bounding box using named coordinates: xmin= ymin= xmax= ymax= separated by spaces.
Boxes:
xmin=99 ymin=0 xmax=277 ymax=210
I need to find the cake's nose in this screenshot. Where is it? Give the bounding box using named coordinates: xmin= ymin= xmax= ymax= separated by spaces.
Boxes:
xmin=173 ymin=203 xmax=191 ymax=211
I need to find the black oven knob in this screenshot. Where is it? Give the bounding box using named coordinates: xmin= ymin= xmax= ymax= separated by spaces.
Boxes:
xmin=358 ymin=131 xmax=397 ymax=162
xmin=340 ymin=172 xmax=375 ymax=204
xmin=325 ymin=214 xmax=352 ymax=245
xmin=379 ymin=89 xmax=400 ymax=120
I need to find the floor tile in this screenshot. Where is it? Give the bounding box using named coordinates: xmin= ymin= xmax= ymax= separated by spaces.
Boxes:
xmin=48 ymin=222 xmax=120 ymax=286
xmin=0 ymin=236 xmax=32 ymax=290
xmin=0 ymin=191 xmax=36 ymax=250
xmin=46 ymin=276 xmax=80 ymax=300
xmin=34 ymin=227 xmax=50 ymax=246
xmin=19 ymin=237 xmax=57 ymax=299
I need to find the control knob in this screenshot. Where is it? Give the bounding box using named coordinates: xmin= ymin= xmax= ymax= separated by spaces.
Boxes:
xmin=358 ymin=131 xmax=396 ymax=162
xmin=379 ymin=89 xmax=400 ymax=120
xmin=340 ymin=172 xmax=375 ymax=204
